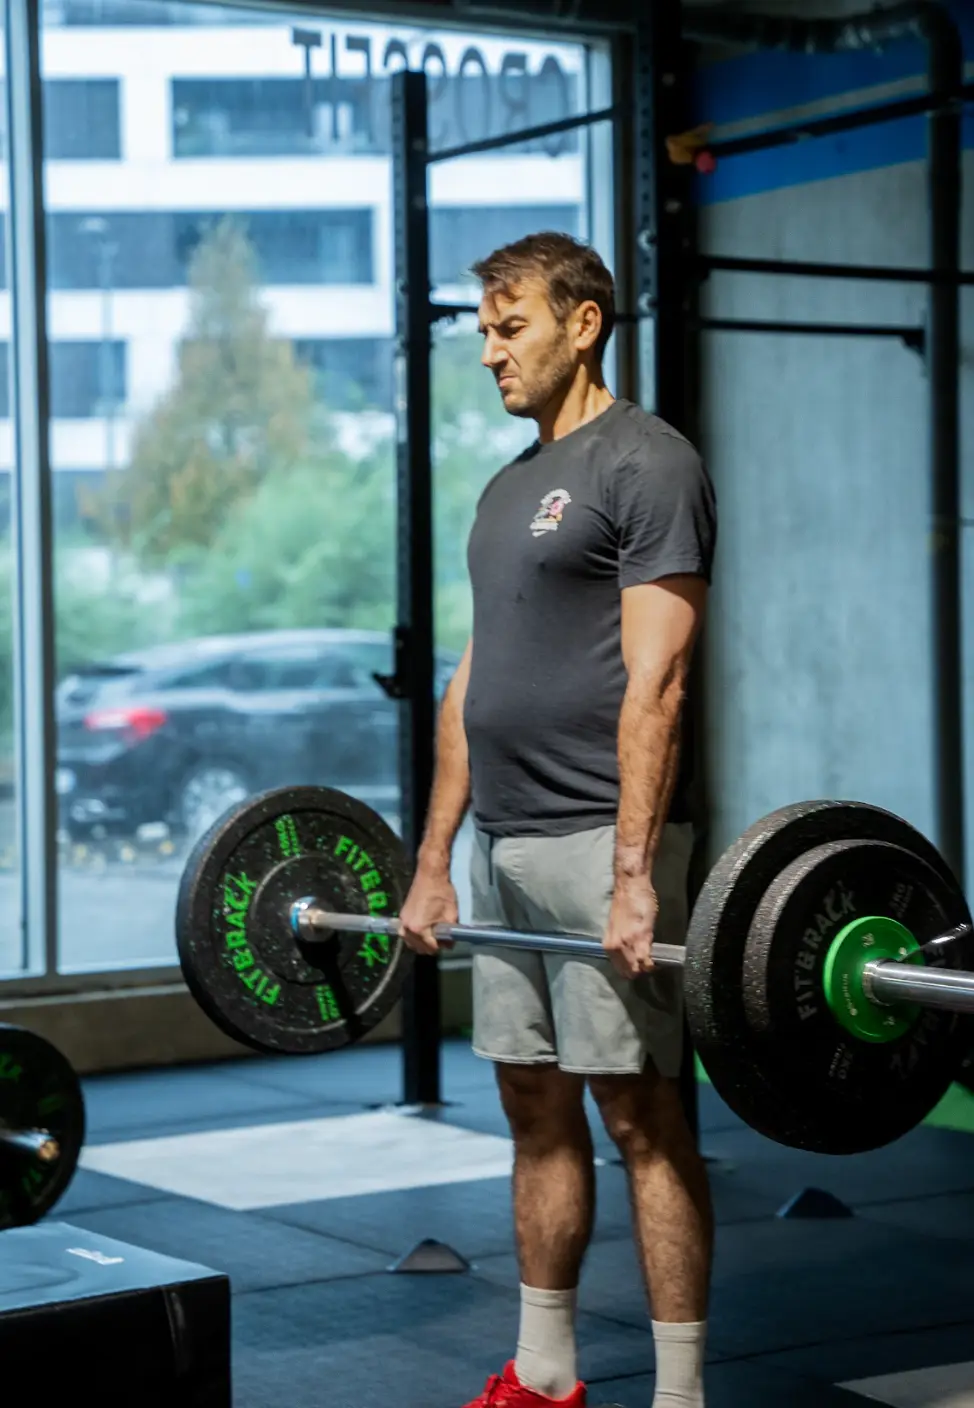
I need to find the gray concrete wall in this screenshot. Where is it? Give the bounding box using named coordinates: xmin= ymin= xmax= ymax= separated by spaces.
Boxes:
xmin=694 ymin=37 xmax=974 ymax=890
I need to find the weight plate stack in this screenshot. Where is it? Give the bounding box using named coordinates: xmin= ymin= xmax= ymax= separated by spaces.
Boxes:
xmin=0 ymin=1024 xmax=86 ymax=1228
xmin=743 ymin=838 xmax=973 ymax=1153
xmin=684 ymin=799 xmax=966 ymax=1154
xmin=176 ymin=786 xmax=414 ymax=1055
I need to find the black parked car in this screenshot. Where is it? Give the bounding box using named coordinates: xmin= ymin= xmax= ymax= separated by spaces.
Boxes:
xmin=56 ymin=629 xmax=460 ymax=842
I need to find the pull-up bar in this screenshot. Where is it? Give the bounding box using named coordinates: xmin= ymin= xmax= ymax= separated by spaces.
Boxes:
xmin=698 ymin=253 xmax=974 ymax=287
xmin=428 ymin=301 xmax=925 ymax=352
xmin=426 ymin=104 xmax=621 ymax=164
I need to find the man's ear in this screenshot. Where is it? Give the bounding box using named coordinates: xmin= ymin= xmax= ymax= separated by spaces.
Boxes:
xmin=573 ymin=299 xmax=603 ymax=354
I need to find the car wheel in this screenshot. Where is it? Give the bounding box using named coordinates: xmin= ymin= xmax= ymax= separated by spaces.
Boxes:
xmin=178 ymin=764 xmax=250 ymax=843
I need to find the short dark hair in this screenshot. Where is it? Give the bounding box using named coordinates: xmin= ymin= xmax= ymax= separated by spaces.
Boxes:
xmin=470 ymin=231 xmax=616 ymax=362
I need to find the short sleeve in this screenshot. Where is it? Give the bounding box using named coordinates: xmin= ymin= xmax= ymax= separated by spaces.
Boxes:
xmin=611 ymin=434 xmax=717 ymax=590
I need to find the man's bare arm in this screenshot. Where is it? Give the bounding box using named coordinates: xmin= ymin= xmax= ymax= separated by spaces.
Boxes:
xmin=615 ymin=577 xmax=707 ymax=881
xmin=415 ymin=638 xmax=473 ymax=877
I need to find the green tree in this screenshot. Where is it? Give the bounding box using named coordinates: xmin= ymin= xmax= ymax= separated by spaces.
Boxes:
xmin=55 ymin=541 xmax=170 ymax=675
xmin=97 ymin=217 xmax=313 ymax=565
xmin=431 ymin=324 xmax=533 ymax=652
xmin=176 ymin=445 xmax=396 ymax=637
xmin=172 ymin=331 xmax=523 ymax=653
xmin=88 ymin=233 xmax=526 ymax=664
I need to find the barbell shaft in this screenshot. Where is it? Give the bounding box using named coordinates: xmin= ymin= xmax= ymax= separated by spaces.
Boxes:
xmin=864 ymin=960 xmax=974 ymax=1014
xmin=0 ymin=1127 xmax=61 ymax=1162
xmin=294 ymin=900 xmax=974 ymax=1016
xmin=292 ymin=901 xmax=688 ymax=967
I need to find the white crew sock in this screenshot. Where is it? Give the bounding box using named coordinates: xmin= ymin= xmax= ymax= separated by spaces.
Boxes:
xmin=514 ymin=1284 xmax=579 ymax=1400
xmin=651 ymin=1320 xmax=707 ymax=1407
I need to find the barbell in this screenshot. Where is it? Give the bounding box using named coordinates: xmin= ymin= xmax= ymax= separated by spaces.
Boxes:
xmin=175 ymin=785 xmax=974 ymax=1157
xmin=0 ymin=1024 xmax=86 ymax=1228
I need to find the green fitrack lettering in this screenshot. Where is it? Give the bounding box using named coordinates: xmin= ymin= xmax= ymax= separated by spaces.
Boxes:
xmin=276 ymin=813 xmax=301 ymax=859
xmin=222 ymin=871 xmax=281 ymax=1006
xmin=334 ymin=835 xmax=392 ymax=968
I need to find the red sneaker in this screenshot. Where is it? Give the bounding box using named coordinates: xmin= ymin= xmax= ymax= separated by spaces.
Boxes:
xmin=462 ymin=1361 xmax=586 ymax=1407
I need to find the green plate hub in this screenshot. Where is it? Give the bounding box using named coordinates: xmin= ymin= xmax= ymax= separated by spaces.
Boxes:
xmin=823 ymin=915 xmax=925 ymax=1043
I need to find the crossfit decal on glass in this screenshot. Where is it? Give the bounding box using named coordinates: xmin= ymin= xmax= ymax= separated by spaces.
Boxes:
xmin=530 ymin=489 xmax=572 ymax=538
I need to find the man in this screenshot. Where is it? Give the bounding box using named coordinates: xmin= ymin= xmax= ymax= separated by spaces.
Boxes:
xmin=398 ymin=231 xmax=717 ymax=1408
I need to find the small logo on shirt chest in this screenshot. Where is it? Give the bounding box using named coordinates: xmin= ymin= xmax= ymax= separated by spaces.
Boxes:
xmin=530 ymin=489 xmax=572 ymax=537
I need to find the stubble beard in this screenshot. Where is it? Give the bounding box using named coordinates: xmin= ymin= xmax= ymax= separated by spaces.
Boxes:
xmin=499 ymin=337 xmax=576 ymax=421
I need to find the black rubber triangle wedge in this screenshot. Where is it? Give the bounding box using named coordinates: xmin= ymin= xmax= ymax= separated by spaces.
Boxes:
xmin=776 ymin=1187 xmax=854 ymax=1219
xmin=388 ymin=1238 xmax=471 ymax=1273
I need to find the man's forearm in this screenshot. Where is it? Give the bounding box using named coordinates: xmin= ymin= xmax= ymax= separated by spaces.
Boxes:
xmin=614 ymin=675 xmax=685 ymax=881
xmin=416 ymin=680 xmax=471 ymax=875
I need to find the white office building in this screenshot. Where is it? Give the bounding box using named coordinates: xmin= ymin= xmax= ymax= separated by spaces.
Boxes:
xmin=22 ymin=1 xmax=612 ymax=524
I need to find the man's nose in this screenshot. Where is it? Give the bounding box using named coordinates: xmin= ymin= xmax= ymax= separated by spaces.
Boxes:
xmin=481 ymin=334 xmax=505 ymax=368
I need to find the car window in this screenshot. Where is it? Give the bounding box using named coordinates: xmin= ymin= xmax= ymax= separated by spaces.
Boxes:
xmin=337 ymin=640 xmax=459 ymax=694
xmin=165 ymin=661 xmax=237 ymax=690
xmin=224 ymin=652 xmax=361 ymax=692
xmin=314 ymin=656 xmax=362 ymax=689
xmin=224 ymin=659 xmax=272 ymax=691
xmin=56 ymin=666 xmax=142 ymax=708
xmin=161 ymin=644 xmax=459 ymax=696
xmin=275 ymin=660 xmax=326 ymax=689
xmin=341 ymin=642 xmax=393 ymax=678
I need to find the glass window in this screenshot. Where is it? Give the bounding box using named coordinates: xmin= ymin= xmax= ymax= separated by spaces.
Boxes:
xmin=50 ymin=342 xmax=127 ymax=418
xmin=35 ymin=2 xmax=611 ymax=978
xmin=170 ymin=60 xmax=582 ymax=161
xmin=0 ymin=78 xmax=121 ymax=162
xmin=311 ymin=655 xmax=361 ymax=689
xmin=293 ymin=338 xmax=394 ymax=410
xmin=44 ymin=79 xmax=121 ymax=160
xmin=426 ymin=64 xmax=581 ymax=157
xmin=173 ymin=77 xmax=376 ymax=158
xmin=430 ymin=205 xmax=580 ymax=288
xmin=52 ymin=469 xmax=108 ymax=534
xmin=50 ymin=0 xmax=275 ymax=24
xmin=226 ymin=651 xmax=319 ymax=690
xmin=0 ymin=341 xmax=126 ymax=418
xmin=164 ymin=660 xmax=237 ymax=690
xmin=41 ymin=6 xmax=404 ymax=976
xmin=47 ymin=208 xmax=374 ymax=290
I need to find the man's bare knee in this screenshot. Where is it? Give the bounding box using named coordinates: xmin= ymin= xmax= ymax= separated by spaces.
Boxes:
xmin=495 ymin=1062 xmax=587 ymax=1145
xmin=589 ymin=1068 xmax=683 ymax=1159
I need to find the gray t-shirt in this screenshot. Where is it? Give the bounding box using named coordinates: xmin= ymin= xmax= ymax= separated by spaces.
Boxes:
xmin=463 ymin=398 xmax=717 ymax=837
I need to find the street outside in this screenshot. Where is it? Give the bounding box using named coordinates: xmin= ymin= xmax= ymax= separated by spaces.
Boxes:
xmin=0 ymin=803 xmax=475 ymax=976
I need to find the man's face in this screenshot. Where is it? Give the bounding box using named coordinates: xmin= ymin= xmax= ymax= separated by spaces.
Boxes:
xmin=478 ymin=280 xmax=577 ymax=419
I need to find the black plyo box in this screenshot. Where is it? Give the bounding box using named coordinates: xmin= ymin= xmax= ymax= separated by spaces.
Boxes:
xmin=0 ymin=1220 xmax=231 ymax=1406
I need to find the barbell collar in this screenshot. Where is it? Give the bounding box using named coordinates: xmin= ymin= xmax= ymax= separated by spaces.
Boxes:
xmin=0 ymin=1126 xmax=61 ymax=1162
xmin=291 ymin=900 xmax=688 ymax=968
xmin=863 ymin=959 xmax=974 ymax=1014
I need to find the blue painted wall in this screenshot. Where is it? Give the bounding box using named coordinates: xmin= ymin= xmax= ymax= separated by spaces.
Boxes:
xmin=693 ymin=1 xmax=973 ymax=202
xmin=689 ymin=8 xmax=974 ymax=890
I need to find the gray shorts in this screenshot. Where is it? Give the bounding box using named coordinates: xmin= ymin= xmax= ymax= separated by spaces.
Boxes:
xmin=470 ymin=822 xmax=694 ymax=1077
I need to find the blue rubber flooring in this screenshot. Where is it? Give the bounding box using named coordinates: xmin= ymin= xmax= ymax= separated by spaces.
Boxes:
xmin=46 ymin=1041 xmax=974 ymax=1407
